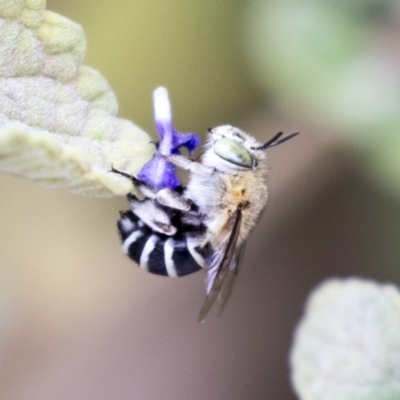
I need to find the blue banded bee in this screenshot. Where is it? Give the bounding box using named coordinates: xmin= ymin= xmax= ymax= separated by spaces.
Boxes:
xmin=114 ymin=125 xmax=298 ymax=321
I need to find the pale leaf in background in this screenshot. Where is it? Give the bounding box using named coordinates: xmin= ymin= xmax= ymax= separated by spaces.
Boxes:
xmin=244 ymin=0 xmax=400 ymax=197
xmin=0 ymin=0 xmax=153 ymax=197
xmin=291 ymin=278 xmax=400 ymax=400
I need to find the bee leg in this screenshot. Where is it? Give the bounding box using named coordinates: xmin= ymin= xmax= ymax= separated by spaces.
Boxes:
xmin=110 ymin=165 xmax=139 ymax=182
xmin=156 ymin=188 xmax=191 ymax=211
xmin=129 ymin=197 xmax=177 ymax=236
xmin=163 ymin=154 xmax=214 ymax=175
xmin=110 ymin=166 xmax=158 ymax=199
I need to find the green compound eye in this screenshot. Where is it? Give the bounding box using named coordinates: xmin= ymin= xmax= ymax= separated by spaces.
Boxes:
xmin=213 ymin=138 xmax=253 ymax=168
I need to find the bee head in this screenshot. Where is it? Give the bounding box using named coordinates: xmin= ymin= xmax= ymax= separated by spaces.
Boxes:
xmin=204 ymin=125 xmax=265 ymax=171
xmin=203 ymin=125 xmax=299 ymax=172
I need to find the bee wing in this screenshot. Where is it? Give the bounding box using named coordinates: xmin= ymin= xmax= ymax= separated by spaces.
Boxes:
xmin=197 ymin=208 xmax=243 ymax=323
xmin=217 ymin=241 xmax=246 ymax=316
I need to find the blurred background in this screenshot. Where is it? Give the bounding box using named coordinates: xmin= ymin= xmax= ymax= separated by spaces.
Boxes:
xmin=1 ymin=0 xmax=400 ymax=399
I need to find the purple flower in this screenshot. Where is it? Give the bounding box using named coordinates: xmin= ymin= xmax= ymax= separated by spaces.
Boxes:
xmin=137 ymin=87 xmax=200 ymax=189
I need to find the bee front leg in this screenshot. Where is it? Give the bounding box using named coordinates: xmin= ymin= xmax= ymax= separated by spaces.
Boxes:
xmin=110 ymin=166 xmax=158 ymax=199
xmin=164 ymin=154 xmax=214 ymax=175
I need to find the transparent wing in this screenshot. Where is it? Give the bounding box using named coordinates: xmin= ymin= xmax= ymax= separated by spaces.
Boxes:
xmin=217 ymin=242 xmax=246 ymax=317
xmin=197 ymin=209 xmax=243 ymax=323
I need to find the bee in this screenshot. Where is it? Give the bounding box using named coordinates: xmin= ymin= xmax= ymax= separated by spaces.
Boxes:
xmin=114 ymin=125 xmax=298 ymax=321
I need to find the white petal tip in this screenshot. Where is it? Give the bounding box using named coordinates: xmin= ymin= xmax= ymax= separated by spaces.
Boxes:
xmin=153 ymin=87 xmax=171 ymax=122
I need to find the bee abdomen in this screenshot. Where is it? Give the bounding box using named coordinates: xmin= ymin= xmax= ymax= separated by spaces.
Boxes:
xmin=118 ymin=211 xmax=211 ymax=277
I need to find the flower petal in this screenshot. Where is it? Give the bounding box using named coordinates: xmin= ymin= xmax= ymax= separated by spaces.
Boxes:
xmin=137 ymin=155 xmax=181 ymax=190
xmin=138 ymin=87 xmax=200 ymax=189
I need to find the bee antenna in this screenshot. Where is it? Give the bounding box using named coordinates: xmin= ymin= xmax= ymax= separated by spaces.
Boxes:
xmin=251 ymin=131 xmax=299 ymax=151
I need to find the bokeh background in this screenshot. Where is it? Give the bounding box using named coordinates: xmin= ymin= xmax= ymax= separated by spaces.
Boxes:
xmin=1 ymin=1 xmax=400 ymax=399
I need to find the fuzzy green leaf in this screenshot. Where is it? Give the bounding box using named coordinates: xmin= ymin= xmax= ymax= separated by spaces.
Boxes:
xmin=0 ymin=0 xmax=153 ymax=197
xmin=291 ymin=278 xmax=400 ymax=400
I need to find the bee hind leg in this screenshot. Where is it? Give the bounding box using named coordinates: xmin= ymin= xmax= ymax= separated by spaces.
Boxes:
xmin=156 ymin=188 xmax=192 ymax=211
xmin=129 ymin=197 xmax=177 ymax=236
